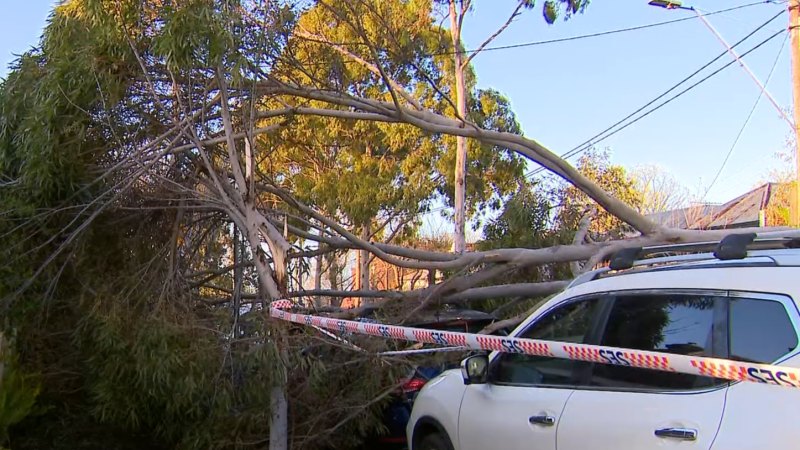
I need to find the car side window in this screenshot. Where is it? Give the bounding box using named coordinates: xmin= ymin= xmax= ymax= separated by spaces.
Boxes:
xmin=590 ymin=294 xmax=725 ymax=391
xmin=729 ymin=297 xmax=798 ymax=364
xmin=490 ymin=298 xmax=600 ymax=387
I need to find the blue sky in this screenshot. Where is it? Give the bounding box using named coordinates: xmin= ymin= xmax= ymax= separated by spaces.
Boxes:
xmin=0 ymin=2 xmax=55 ymax=74
xmin=1 ymin=1 xmax=794 ymax=209
xmin=457 ymin=0 xmax=794 ymax=204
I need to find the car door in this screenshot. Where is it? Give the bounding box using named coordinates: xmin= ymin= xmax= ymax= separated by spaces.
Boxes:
xmin=557 ymin=292 xmax=729 ymax=450
xmin=458 ymin=297 xmax=603 ymax=450
xmin=711 ymin=293 xmax=800 ymax=450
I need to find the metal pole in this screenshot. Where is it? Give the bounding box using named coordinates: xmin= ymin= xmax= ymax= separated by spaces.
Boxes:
xmin=789 ymin=0 xmax=800 ymax=225
xmin=692 ymin=7 xmax=795 ymax=130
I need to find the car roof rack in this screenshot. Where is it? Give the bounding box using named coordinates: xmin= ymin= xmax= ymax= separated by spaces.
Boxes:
xmin=607 ymin=231 xmax=800 ymax=271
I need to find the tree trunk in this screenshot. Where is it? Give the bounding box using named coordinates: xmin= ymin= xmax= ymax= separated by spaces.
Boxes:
xmin=359 ymin=224 xmax=371 ymax=304
xmin=232 ymin=226 xmax=242 ymax=338
xmin=790 ymin=0 xmax=800 ymax=225
xmin=0 ymin=332 xmax=5 ymax=385
xmin=295 ymin=239 xmax=303 ymax=295
xmin=449 ymin=0 xmax=468 ymax=254
xmin=240 ymin=215 xmax=289 ymax=450
xmin=328 ymin=252 xmax=341 ymax=307
xmin=394 ymin=266 xmax=401 ymax=290
xmin=314 ymin=248 xmax=323 ymax=308
xmin=243 ymin=210 xmax=282 ymax=301
xmin=269 ymin=364 xmax=289 ymax=450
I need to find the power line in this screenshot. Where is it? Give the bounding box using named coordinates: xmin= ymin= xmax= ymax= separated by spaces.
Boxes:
xmin=293 ymin=1 xmax=774 ymax=61
xmin=526 ymin=9 xmax=786 ymax=177
xmin=403 ymin=5 xmax=785 ymax=223
xmin=559 ymin=29 xmax=786 ymax=173
xmin=525 ymin=9 xmax=787 ymax=178
xmin=703 ymin=33 xmax=789 ymax=198
xmin=441 ymin=1 xmax=775 ymax=56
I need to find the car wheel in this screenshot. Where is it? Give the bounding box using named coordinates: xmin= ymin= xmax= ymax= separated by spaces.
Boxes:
xmin=418 ymin=432 xmax=454 ymax=450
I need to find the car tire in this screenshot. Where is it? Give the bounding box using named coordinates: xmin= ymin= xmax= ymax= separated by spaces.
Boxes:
xmin=418 ymin=432 xmax=454 ymax=450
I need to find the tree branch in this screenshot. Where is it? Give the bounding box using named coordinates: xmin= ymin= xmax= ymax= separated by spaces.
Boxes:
xmin=462 ymin=0 xmax=525 ymax=68
xmin=480 ymin=296 xmax=550 ymax=335
xmin=570 ymin=206 xmax=595 ymax=276
xmin=256 ymin=84 xmax=661 ymax=234
xmin=293 ymin=29 xmax=423 ymax=110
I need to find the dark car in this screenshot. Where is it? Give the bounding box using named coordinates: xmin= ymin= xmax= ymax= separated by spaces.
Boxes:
xmin=363 ymin=307 xmax=509 ymax=449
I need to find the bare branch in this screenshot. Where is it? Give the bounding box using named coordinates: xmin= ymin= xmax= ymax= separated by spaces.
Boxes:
xmin=293 ymin=289 xmax=404 ymax=300
xmin=480 ymin=297 xmax=550 ymax=335
xmin=293 ymin=29 xmax=423 ymax=110
xmin=570 ymin=207 xmax=596 ymax=276
xmin=462 ymin=0 xmax=525 ymax=68
xmin=259 ymin=182 xmax=483 ymax=270
xmin=256 ymin=84 xmax=660 ymax=234
xmin=447 ymin=281 xmax=568 ymax=304
xmin=217 ymin=68 xmax=249 ymax=195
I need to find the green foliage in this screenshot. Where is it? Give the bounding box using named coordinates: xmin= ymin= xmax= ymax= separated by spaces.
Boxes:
xmin=541 ymin=0 xmax=591 ymax=24
xmin=479 ymin=150 xmax=644 ymax=295
xmin=265 ymin=0 xmax=526 ymax=231
xmin=287 ymin=338 xmax=407 ymax=449
xmin=0 ymin=0 xmax=597 ymax=448
xmin=0 ymin=2 xmax=407 ymax=446
xmin=435 ymin=88 xmax=526 ymax=223
xmin=436 ymin=1 xmax=590 ymax=27
xmin=152 ymin=0 xmax=235 ymax=71
xmin=479 ymin=182 xmax=573 ymax=289
xmin=0 ymin=337 xmax=41 ymax=445
xmin=481 ymin=183 xmax=555 ymax=249
xmin=557 ymin=149 xmax=644 ymax=238
xmin=765 ymin=181 xmax=792 ymax=227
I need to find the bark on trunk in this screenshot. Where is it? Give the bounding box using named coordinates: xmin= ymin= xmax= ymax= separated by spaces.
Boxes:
xmin=0 ymin=332 xmax=5 ymax=385
xmin=232 ymin=227 xmax=243 ymax=337
xmin=449 ymin=0 xmax=468 ymax=254
xmin=314 ymin=250 xmax=323 ymax=308
xmin=269 ymin=371 xmax=289 ymax=450
xmin=359 ymin=224 xmax=371 ymax=304
xmin=328 ymin=252 xmax=341 ymax=307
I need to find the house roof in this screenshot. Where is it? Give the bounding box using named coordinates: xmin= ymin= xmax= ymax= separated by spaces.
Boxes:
xmin=647 ymin=204 xmax=724 ymax=229
xmin=647 ymin=183 xmax=780 ymax=230
xmin=698 ymin=183 xmax=776 ymax=229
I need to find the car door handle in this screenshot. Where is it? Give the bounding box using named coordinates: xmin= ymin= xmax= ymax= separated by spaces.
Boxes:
xmin=529 ymin=415 xmax=556 ymax=426
xmin=655 ymin=428 xmax=698 ymax=441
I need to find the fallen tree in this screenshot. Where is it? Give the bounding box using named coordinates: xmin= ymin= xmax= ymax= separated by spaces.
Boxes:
xmin=1 ymin=1 xmax=790 ymax=450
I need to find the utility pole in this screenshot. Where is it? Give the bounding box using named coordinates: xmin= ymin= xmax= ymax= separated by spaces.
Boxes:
xmin=790 ymin=0 xmax=800 ymax=226
xmin=651 ymin=0 xmax=799 ymax=223
xmin=449 ymin=0 xmax=468 ymax=254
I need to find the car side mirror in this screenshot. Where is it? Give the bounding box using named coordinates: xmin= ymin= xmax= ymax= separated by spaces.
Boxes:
xmin=461 ymin=355 xmax=489 ymax=385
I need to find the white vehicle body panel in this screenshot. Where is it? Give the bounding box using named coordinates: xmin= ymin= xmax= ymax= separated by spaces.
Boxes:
xmin=408 ymin=260 xmax=800 ymax=450
xmin=558 ymin=388 xmax=725 ymax=450
xmin=458 ymin=383 xmax=571 ymax=450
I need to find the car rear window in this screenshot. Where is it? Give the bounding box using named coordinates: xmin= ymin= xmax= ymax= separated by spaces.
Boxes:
xmin=729 ymin=297 xmax=798 ymax=364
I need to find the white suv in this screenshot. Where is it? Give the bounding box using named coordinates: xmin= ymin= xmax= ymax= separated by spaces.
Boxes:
xmin=407 ymin=236 xmax=800 ymax=450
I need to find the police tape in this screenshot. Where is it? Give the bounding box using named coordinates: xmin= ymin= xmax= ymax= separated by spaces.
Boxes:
xmin=269 ymin=303 xmax=800 ymax=389
xmin=379 ymin=347 xmax=470 ymax=356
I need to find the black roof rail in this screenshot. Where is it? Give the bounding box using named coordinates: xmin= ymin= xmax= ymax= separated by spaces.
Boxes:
xmin=609 ymin=247 xmax=643 ymax=271
xmin=714 ymin=233 xmax=756 ymax=260
xmin=607 ymin=231 xmax=800 ymax=271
